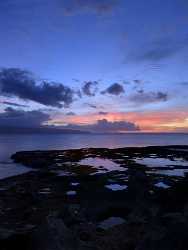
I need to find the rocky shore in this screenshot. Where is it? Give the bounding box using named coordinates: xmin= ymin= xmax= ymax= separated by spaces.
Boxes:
xmin=0 ymin=145 xmax=188 ymax=250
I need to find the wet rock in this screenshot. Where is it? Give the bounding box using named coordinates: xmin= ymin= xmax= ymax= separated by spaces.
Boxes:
xmin=0 ymin=228 xmax=15 ymax=240
xmin=0 ymin=145 xmax=187 ymax=250
xmin=30 ymin=215 xmax=80 ymax=250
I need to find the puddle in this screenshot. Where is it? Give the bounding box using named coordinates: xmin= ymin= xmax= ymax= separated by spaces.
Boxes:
xmin=149 ymin=154 xmax=157 ymax=158
xmin=135 ymin=157 xmax=188 ymax=168
xmin=0 ymin=162 xmax=33 ymax=180
xmin=78 ymin=157 xmax=126 ymax=173
xmin=154 ymin=182 xmax=170 ymax=189
xmin=66 ymin=190 xmax=76 ymax=196
xmin=71 ymin=182 xmax=79 ymax=186
xmin=39 ymin=188 xmax=51 ymax=194
xmin=105 ymin=184 xmax=128 ymax=191
xmin=99 ymin=217 xmax=126 ymax=230
xmin=146 ymin=167 xmax=188 ymax=177
xmin=38 ymin=191 xmax=51 ymax=194
xmin=57 ymin=154 xmax=65 ymax=157
xmin=157 ymin=169 xmax=188 ymax=177
xmin=168 ymin=148 xmax=188 ymax=152
xmin=118 ymin=177 xmax=129 ymax=181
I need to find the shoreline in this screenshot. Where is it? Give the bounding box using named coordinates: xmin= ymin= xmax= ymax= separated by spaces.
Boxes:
xmin=0 ymin=145 xmax=188 ymax=249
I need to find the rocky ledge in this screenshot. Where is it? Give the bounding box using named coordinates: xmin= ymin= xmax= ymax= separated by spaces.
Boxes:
xmin=0 ymin=145 xmax=188 ymax=249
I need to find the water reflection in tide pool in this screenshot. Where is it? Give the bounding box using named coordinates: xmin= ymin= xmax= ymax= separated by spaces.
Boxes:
xmin=99 ymin=217 xmax=126 ymax=230
xmin=135 ymin=157 xmax=188 ymax=168
xmin=136 ymin=157 xmax=188 ymax=177
xmin=157 ymin=169 xmax=188 ymax=177
xmin=154 ymin=182 xmax=170 ymax=189
xmin=0 ymin=133 xmax=188 ymax=180
xmin=105 ymin=184 xmax=128 ymax=191
xmin=79 ymin=157 xmax=126 ymax=173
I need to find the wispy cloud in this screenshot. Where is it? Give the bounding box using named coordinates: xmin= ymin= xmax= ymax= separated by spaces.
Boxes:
xmin=66 ymin=112 xmax=76 ymax=116
xmin=98 ymin=111 xmax=108 ymax=115
xmin=129 ymin=91 xmax=168 ymax=104
xmin=85 ymin=103 xmax=98 ymax=109
xmin=130 ymin=35 xmax=188 ymax=62
xmin=1 ymin=101 xmax=29 ymax=108
xmin=62 ymin=0 xmax=120 ymax=15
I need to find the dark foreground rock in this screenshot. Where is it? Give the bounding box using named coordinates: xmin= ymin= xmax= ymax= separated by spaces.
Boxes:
xmin=0 ymin=145 xmax=188 ymax=249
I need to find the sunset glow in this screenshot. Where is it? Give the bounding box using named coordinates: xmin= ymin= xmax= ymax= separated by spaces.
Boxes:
xmin=48 ymin=110 xmax=188 ymax=132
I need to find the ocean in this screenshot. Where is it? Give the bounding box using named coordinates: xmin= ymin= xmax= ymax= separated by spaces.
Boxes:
xmin=1 ymin=133 xmax=188 ymax=162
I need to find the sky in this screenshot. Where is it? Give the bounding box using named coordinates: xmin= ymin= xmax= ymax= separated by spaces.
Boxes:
xmin=0 ymin=0 xmax=188 ymax=132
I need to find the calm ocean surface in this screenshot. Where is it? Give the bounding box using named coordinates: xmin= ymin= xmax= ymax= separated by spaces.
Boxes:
xmin=1 ymin=133 xmax=188 ymax=162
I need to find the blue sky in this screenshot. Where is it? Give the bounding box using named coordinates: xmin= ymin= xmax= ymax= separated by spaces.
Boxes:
xmin=0 ymin=0 xmax=188 ymax=132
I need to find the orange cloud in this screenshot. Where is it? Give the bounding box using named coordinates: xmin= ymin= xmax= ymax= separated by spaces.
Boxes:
xmin=49 ymin=110 xmax=188 ymax=132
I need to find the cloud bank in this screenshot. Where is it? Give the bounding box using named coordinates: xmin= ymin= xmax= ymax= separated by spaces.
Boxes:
xmin=0 ymin=108 xmax=139 ymax=133
xmin=0 ymin=107 xmax=50 ymax=128
xmin=64 ymin=119 xmax=139 ymax=132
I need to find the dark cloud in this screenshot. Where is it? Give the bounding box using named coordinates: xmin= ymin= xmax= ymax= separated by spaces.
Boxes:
xmin=137 ymin=89 xmax=144 ymax=94
xmin=130 ymin=91 xmax=168 ymax=104
xmin=1 ymin=101 xmax=29 ymax=108
xmin=98 ymin=111 xmax=108 ymax=115
xmin=62 ymin=0 xmax=119 ymax=15
xmin=122 ymin=80 xmax=131 ymax=85
xmin=133 ymin=79 xmax=143 ymax=84
xmin=72 ymin=78 xmax=80 ymax=82
xmin=133 ymin=36 xmax=188 ymax=62
xmin=85 ymin=103 xmax=98 ymax=109
xmin=180 ymin=81 xmax=188 ymax=85
xmin=65 ymin=119 xmax=139 ymax=132
xmin=76 ymin=90 xmax=82 ymax=99
xmin=0 ymin=107 xmax=50 ymax=128
xmin=66 ymin=112 xmax=76 ymax=116
xmin=0 ymin=68 xmax=75 ymax=108
xmin=82 ymin=81 xmax=98 ymax=96
xmin=102 ymin=83 xmax=125 ymax=96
